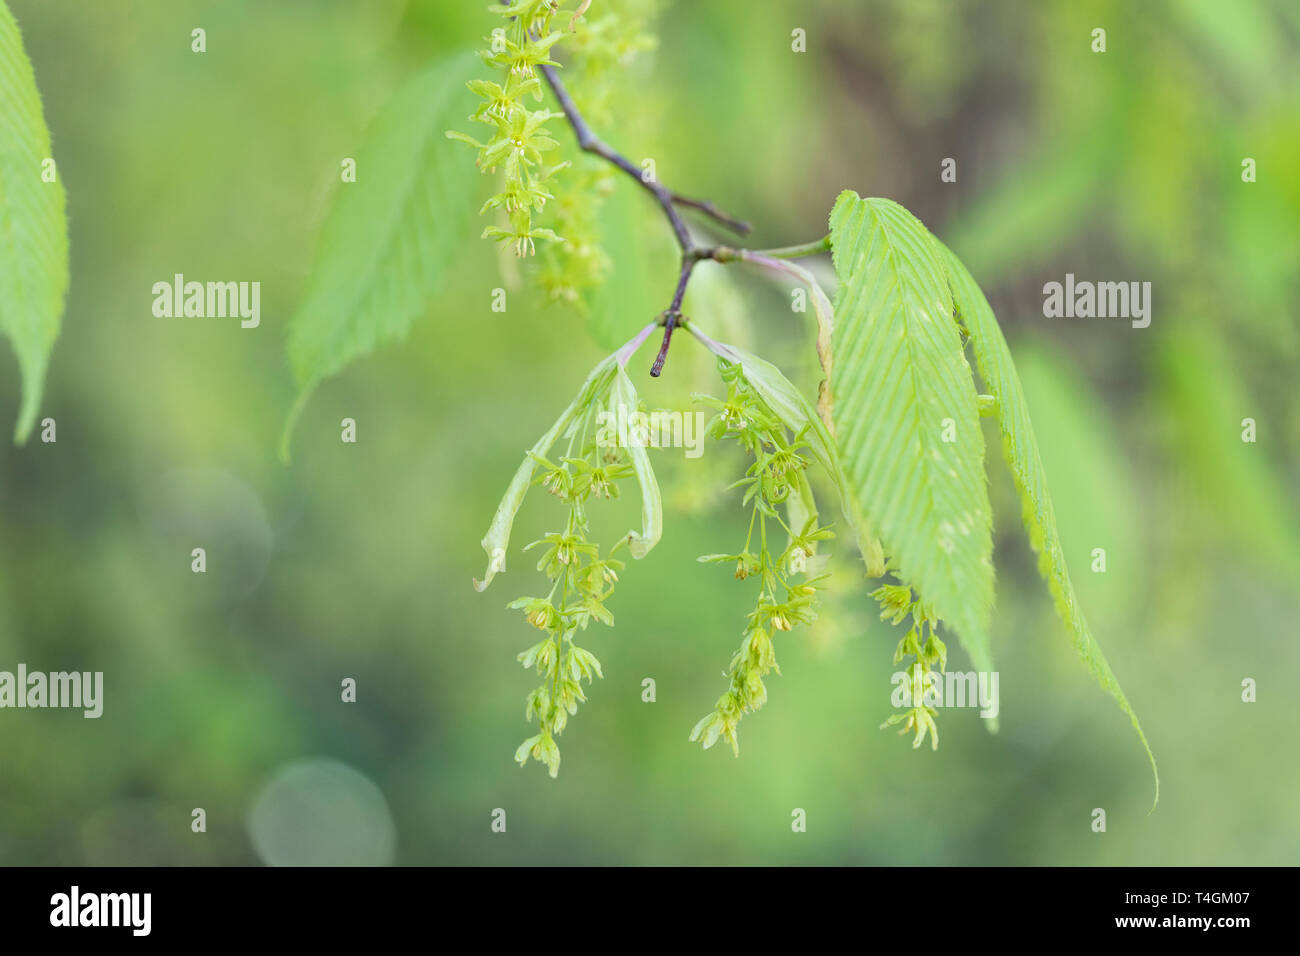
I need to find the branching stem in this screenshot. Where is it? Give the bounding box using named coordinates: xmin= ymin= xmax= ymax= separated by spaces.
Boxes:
xmin=539 ymin=64 xmax=750 ymax=249
xmin=538 ymin=63 xmax=827 ymax=377
xmin=743 ymin=236 xmax=833 ymax=260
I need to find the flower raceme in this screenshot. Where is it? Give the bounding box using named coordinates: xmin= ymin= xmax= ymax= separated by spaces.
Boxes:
xmin=688 ymin=360 xmax=834 ymax=757
xmin=872 ymin=583 xmax=949 ymax=750
xmin=475 ymin=323 xmax=661 ymax=777
xmin=447 ymin=0 xmax=659 ymax=310
xmin=475 ymin=319 xmax=843 ymax=777
xmin=445 ymin=2 xmax=578 ymax=257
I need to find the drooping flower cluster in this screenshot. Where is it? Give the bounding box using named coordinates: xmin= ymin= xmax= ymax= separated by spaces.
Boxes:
xmin=689 ymin=359 xmax=834 ymax=755
xmin=446 ymin=1 xmax=590 ymax=256
xmin=511 ymin=444 xmax=634 ymax=777
xmin=448 ymin=0 xmax=662 ymax=311
xmin=476 ymin=333 xmax=663 ymax=779
xmin=873 ymin=582 xmax=948 ymax=750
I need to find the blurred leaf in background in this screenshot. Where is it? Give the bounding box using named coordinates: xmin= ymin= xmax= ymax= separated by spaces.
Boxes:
xmin=0 ymin=0 xmax=68 ymax=442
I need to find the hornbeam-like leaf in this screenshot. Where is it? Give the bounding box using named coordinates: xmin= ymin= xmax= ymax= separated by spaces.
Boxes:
xmin=282 ymin=53 xmax=480 ymax=460
xmin=0 ymin=1 xmax=68 ymax=443
xmin=940 ymin=240 xmax=1159 ymax=809
xmin=827 ymin=192 xmax=994 ymax=674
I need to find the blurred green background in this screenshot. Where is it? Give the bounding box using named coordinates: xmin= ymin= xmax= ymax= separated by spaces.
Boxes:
xmin=1 ymin=0 xmax=1298 ymax=865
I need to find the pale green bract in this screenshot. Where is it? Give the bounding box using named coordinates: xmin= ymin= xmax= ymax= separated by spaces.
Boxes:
xmin=282 ymin=53 xmax=481 ymax=461
xmin=940 ymin=240 xmax=1159 ymax=810
xmin=610 ymin=365 xmax=662 ymax=558
xmin=738 ymin=251 xmax=835 ymax=417
xmin=0 ymin=1 xmax=68 ymax=444
xmin=827 ymin=191 xmax=995 ymax=678
xmin=475 ymin=323 xmax=662 ymax=591
xmin=474 ymin=353 xmax=619 ymax=592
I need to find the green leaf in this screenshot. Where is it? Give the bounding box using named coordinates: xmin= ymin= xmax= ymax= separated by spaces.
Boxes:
xmin=0 ymin=2 xmax=68 ymax=443
xmin=281 ymin=53 xmax=480 ymax=460
xmin=827 ymin=191 xmax=994 ymax=675
xmin=940 ymin=240 xmax=1159 ymax=810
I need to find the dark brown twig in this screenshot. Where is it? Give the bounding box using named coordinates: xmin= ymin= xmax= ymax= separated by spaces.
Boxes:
xmin=538 ymin=63 xmax=750 ymax=376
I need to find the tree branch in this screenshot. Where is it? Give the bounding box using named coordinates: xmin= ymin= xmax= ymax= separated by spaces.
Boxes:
xmin=541 ymin=63 xmax=754 ymax=376
xmin=649 ymin=258 xmax=697 ymax=376
xmin=539 ymin=64 xmax=750 ymax=248
xmin=538 ymin=63 xmax=823 ymax=378
xmin=669 ymin=195 xmax=752 ymax=237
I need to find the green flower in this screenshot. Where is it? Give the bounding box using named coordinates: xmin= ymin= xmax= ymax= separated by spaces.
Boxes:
xmin=516 ymin=635 xmax=559 ymax=676
xmin=515 ymin=730 xmax=561 ymax=777
xmin=483 ymin=224 xmax=562 ymax=258
xmin=567 ymin=456 xmax=632 ymax=500
xmin=467 ymin=72 xmax=542 ymax=121
xmin=509 ymin=596 xmax=558 ymax=631
xmin=872 ymin=583 xmax=913 ymax=625
xmin=480 ymin=176 xmax=554 ymax=217
xmin=525 ymin=531 xmax=597 ymax=577
xmin=565 ymin=644 xmax=603 ymax=682
xmin=891 ymin=627 xmax=923 ymax=666
xmin=880 ymin=706 xmax=940 ymax=751
xmin=480 ymin=106 xmax=560 ymax=174
xmin=524 ymin=686 xmax=551 ymax=722
xmin=696 ymin=550 xmax=760 ymax=580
